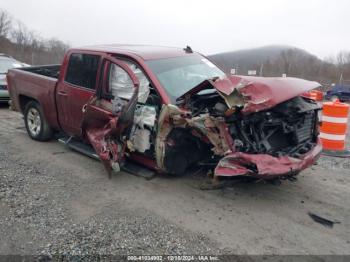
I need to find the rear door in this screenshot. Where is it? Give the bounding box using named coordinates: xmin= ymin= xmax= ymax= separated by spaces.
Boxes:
xmin=81 ymin=56 xmax=140 ymax=175
xmin=56 ymin=52 xmax=101 ymax=135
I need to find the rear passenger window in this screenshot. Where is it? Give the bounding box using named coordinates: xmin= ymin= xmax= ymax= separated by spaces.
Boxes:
xmin=65 ymin=53 xmax=100 ymax=90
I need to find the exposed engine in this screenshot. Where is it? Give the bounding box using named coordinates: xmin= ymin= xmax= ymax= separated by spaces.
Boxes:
xmin=227 ymin=97 xmax=319 ymax=157
xmin=188 ymin=92 xmax=320 ymax=158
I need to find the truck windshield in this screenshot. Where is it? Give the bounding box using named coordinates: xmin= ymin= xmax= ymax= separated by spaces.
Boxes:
xmin=146 ymin=54 xmax=225 ymax=101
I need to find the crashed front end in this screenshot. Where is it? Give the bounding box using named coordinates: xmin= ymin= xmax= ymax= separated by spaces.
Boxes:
xmin=214 ymin=96 xmax=322 ymax=178
xmin=169 ymin=75 xmax=322 ymax=179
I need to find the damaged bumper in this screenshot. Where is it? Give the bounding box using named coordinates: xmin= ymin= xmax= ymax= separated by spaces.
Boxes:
xmin=214 ymin=139 xmax=322 ymax=179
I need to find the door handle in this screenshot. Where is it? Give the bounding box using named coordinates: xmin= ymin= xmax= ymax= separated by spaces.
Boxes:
xmin=58 ymin=91 xmax=68 ymax=97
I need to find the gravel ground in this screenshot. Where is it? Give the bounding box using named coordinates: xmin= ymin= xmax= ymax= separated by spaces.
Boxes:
xmin=0 ymin=136 xmax=223 ymax=257
xmin=0 ymin=106 xmax=350 ymax=258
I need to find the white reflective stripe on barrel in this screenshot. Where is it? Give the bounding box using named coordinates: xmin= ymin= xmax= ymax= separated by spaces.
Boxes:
xmin=319 ymin=132 xmax=346 ymax=141
xmin=321 ymin=115 xmax=348 ymax=124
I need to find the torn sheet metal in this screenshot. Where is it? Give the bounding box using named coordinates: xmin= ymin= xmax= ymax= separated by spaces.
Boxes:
xmin=218 ymin=88 xmax=245 ymax=109
xmin=155 ymin=104 xmax=186 ymax=170
xmin=183 ymin=115 xmax=234 ymax=155
xmin=177 ymin=75 xmax=321 ymax=114
xmin=83 ymin=117 xmax=124 ymax=176
xmin=227 ymin=75 xmax=321 ymax=114
xmin=214 ymin=140 xmax=322 ymax=178
xmin=155 ymin=104 xmax=235 ymax=172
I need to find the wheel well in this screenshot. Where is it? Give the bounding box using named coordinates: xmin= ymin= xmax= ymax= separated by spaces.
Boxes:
xmin=163 ymin=128 xmax=212 ymax=175
xmin=18 ymin=95 xmax=37 ymax=113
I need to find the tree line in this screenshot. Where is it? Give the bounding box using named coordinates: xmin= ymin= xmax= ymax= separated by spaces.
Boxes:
xmin=0 ymin=9 xmax=69 ymax=65
xmin=211 ymin=47 xmax=350 ymax=90
xmin=260 ymin=49 xmax=350 ymax=88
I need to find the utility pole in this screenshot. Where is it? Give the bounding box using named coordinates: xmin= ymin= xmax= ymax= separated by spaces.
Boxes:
xmin=339 ymin=73 xmax=343 ymax=85
xmin=259 ymin=63 xmax=264 ymax=76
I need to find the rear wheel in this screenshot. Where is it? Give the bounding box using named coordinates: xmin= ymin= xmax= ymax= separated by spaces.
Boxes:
xmin=24 ymin=101 xmax=53 ymax=141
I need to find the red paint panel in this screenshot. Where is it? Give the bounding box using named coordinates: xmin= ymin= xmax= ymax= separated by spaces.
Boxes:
xmin=7 ymin=68 xmax=60 ymax=130
xmin=178 ymin=75 xmax=321 ymax=114
xmin=228 ymin=76 xmax=321 ymax=114
xmin=215 ymin=140 xmax=322 ymax=178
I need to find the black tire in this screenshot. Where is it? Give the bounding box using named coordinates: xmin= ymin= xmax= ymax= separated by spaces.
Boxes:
xmin=24 ymin=101 xmax=53 ymax=141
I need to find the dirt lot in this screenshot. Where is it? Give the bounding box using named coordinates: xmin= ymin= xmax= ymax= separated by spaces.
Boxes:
xmin=0 ymin=104 xmax=350 ymax=257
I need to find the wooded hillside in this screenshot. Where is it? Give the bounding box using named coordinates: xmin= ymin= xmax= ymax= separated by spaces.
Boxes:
xmin=0 ymin=9 xmax=69 ymax=65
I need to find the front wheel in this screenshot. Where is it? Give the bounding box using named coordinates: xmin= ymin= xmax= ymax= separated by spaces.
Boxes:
xmin=24 ymin=101 xmax=53 ymax=141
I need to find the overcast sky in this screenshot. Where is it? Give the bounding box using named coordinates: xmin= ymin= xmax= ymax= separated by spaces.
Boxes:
xmin=0 ymin=0 xmax=349 ymax=59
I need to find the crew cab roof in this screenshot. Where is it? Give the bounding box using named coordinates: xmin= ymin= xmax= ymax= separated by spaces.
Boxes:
xmin=75 ymin=44 xmax=192 ymax=60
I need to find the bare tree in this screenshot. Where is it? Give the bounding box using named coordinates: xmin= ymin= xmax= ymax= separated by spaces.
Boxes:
xmin=0 ymin=8 xmax=70 ymax=64
xmin=11 ymin=21 xmax=35 ymax=47
xmin=0 ymin=9 xmax=12 ymax=38
xmin=336 ymin=51 xmax=350 ymax=66
xmin=45 ymin=38 xmax=69 ymax=63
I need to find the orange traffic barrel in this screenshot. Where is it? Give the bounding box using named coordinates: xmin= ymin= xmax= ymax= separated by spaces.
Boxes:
xmin=320 ymin=100 xmax=350 ymax=157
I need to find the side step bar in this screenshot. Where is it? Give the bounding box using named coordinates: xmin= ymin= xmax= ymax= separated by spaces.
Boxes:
xmin=58 ymin=136 xmax=99 ymax=160
xmin=58 ymin=136 xmax=156 ymax=179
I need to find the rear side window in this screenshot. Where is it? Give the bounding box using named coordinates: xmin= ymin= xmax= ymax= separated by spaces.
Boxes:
xmin=65 ymin=53 xmax=100 ymax=90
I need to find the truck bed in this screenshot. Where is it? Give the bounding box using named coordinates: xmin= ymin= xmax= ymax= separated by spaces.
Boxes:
xmin=7 ymin=65 xmax=61 ymax=130
xmin=20 ymin=65 xmax=61 ymax=79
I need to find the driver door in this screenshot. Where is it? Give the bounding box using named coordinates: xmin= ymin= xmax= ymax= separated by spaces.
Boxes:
xmin=81 ymin=56 xmax=140 ymax=176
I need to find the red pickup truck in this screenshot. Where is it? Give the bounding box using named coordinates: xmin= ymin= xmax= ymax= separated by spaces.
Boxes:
xmin=7 ymin=45 xmax=322 ymax=180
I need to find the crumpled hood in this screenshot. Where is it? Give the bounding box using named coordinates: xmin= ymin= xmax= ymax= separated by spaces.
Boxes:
xmin=178 ymin=75 xmax=321 ymax=114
